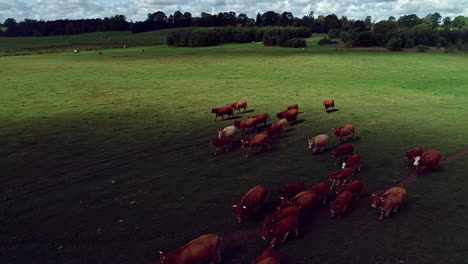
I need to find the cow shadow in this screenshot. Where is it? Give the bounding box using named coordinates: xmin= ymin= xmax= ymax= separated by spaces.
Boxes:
xmin=326 ymin=109 xmax=339 ymax=113
xmin=222 ymin=115 xmax=242 ymax=121
xmin=334 ymin=136 xmax=360 ymax=145
xmin=242 ymin=109 xmax=255 ymax=114
xmin=290 ymin=119 xmax=305 ymax=125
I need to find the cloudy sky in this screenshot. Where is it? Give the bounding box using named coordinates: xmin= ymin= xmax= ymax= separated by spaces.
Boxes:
xmin=1 ymin=0 xmax=467 ymax=23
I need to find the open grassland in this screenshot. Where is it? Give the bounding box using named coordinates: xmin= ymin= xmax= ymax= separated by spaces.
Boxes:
xmin=1 ymin=36 xmax=468 ymax=264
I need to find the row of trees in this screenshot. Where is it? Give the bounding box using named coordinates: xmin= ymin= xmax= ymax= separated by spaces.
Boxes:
xmin=1 ymin=11 xmax=467 ymax=37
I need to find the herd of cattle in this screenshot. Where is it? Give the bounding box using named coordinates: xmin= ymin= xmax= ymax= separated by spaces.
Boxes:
xmin=159 ymin=100 xmax=443 ymax=264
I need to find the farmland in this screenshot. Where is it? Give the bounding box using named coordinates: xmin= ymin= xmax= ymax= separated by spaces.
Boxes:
xmin=1 ymin=35 xmax=468 ymax=264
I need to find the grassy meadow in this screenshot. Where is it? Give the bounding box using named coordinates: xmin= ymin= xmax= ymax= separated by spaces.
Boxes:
xmin=1 ymin=36 xmax=468 ymax=264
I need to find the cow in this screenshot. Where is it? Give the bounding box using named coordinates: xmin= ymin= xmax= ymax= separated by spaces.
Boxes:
xmin=217 ymin=125 xmax=240 ymax=139
xmin=276 ymin=110 xmax=288 ymax=119
xmin=404 ymin=146 xmax=424 ymax=166
xmin=261 ymin=216 xmax=299 ymax=248
xmin=287 ymin=104 xmax=299 ymax=110
xmin=96 ymin=51 xmax=102 ymax=55
xmin=342 ymin=153 xmax=362 ymax=171
xmin=276 ymin=182 xmax=306 ymax=199
xmin=308 ymin=134 xmax=329 ymax=153
xmin=210 ymin=136 xmax=233 ymax=155
xmin=283 ymin=109 xmax=298 ymax=122
xmin=261 ymin=125 xmax=283 ymax=138
xmin=159 ymin=233 xmax=221 ymax=264
xmin=253 ymin=113 xmax=270 ymax=127
xmin=277 ymin=190 xmax=317 ymax=211
xmin=141 ymin=49 xmax=145 ymax=52
xmin=241 ymin=134 xmax=271 ymax=158
xmin=73 ymin=49 xmax=79 ymax=53
xmin=233 ymin=118 xmax=258 ymax=134
xmin=322 ymin=99 xmax=335 ymax=112
xmin=233 ymin=185 xmax=268 ymax=223
xmin=275 ymin=118 xmax=288 ymax=128
xmin=330 ymin=191 xmax=353 ymax=219
xmin=371 ymin=187 xmax=406 ymax=220
xmin=332 ymin=124 xmax=356 ymax=144
xmin=263 ymin=205 xmax=300 ymax=228
xmin=329 ymin=167 xmax=355 ymax=190
xmin=250 ymin=248 xmax=280 ymax=264
xmin=331 ymin=144 xmax=353 ymax=165
xmin=414 ymin=149 xmax=441 ymax=174
xmin=231 ymin=100 xmax=248 ymax=113
xmin=336 ymin=179 xmax=363 ymax=200
xmin=211 ymin=106 xmax=234 ymax=120
xmin=310 ymin=182 xmax=329 ymax=204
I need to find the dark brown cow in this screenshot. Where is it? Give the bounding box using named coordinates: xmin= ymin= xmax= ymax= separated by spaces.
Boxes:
xmin=310 ymin=182 xmax=329 ymax=204
xmin=342 ymin=153 xmax=362 ymax=171
xmin=211 ymin=106 xmax=234 ymax=120
xmin=96 ymin=51 xmax=102 ymax=55
xmin=283 ymin=109 xmax=298 ymax=122
xmin=233 ymin=118 xmax=258 ymax=134
xmin=210 ymin=136 xmax=233 ymax=155
xmin=414 ymin=149 xmax=442 ymax=174
xmin=336 ymin=179 xmax=363 ymax=200
xmin=330 ymin=191 xmax=353 ymax=219
xmin=261 ymin=125 xmax=283 ymax=138
xmin=159 ymin=233 xmax=221 ymax=264
xmin=231 ymin=100 xmax=248 ymax=113
xmin=233 ymin=185 xmax=268 ymax=223
xmin=277 ymin=190 xmax=317 ymax=211
xmin=332 ymin=144 xmax=353 ymax=165
xmin=329 ymin=167 xmax=355 ymax=190
xmin=276 ymin=110 xmax=288 ymax=119
xmin=250 ymin=248 xmax=280 ymax=264
xmin=263 ymin=205 xmax=300 ymax=227
xmin=262 ymin=216 xmax=299 ymax=248
xmin=276 ymin=182 xmax=306 ymax=199
xmin=405 ymin=146 xmax=424 ymax=166
xmin=253 ymin=113 xmax=270 ymax=127
xmin=332 ymin=124 xmax=356 ymax=144
xmin=241 ymin=134 xmax=271 ymax=158
xmin=287 ymin=104 xmax=299 ymax=110
xmin=322 ymin=99 xmax=335 ymax=112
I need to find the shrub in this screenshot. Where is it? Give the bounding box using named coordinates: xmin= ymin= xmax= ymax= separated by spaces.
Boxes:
xmin=318 ymin=38 xmax=338 ymax=45
xmin=386 ymin=37 xmax=403 ymax=51
xmin=416 ymin=44 xmax=429 ymax=52
xmin=445 ymin=44 xmax=454 ymax=53
xmin=262 ymin=35 xmax=277 ymax=46
xmin=405 ymin=38 xmax=415 ymax=48
xmin=283 ymin=38 xmax=307 ymax=48
xmin=351 ymin=31 xmax=377 ymax=47
xmin=328 ymin=29 xmax=340 ymax=39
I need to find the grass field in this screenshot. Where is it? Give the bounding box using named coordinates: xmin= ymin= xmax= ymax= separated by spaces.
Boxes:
xmin=1 ymin=36 xmax=468 ymax=264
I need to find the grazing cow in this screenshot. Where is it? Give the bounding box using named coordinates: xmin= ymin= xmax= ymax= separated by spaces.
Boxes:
xmin=233 ymin=118 xmax=258 ymax=134
xmin=73 ymin=49 xmax=79 ymax=53
xmin=241 ymin=134 xmax=271 ymax=158
xmin=308 ymin=134 xmax=329 ymax=153
xmin=277 ymin=190 xmax=317 ymax=211
xmin=330 ymin=191 xmax=353 ymax=219
xmin=342 ymin=153 xmax=362 ymax=171
xmin=96 ymin=51 xmax=102 ymax=55
xmin=159 ymin=233 xmax=221 ymax=264
xmin=253 ymin=114 xmax=270 ymax=127
xmin=263 ymin=205 xmax=300 ymax=227
xmin=336 ymin=179 xmax=363 ymax=200
xmin=231 ymin=100 xmax=248 ymax=113
xmin=404 ymin=146 xmax=424 ymax=166
xmin=217 ymin=125 xmax=240 ymax=139
xmin=210 ymin=136 xmax=233 ymax=155
xmin=329 ymin=168 xmax=355 ymax=190
xmin=283 ymin=109 xmax=298 ymax=122
xmin=276 ymin=182 xmax=306 ymax=199
xmin=310 ymin=182 xmax=329 ymax=204
xmin=262 ymin=216 xmax=299 ymax=248
xmin=275 ymin=118 xmax=288 ymax=128
xmin=233 ymin=185 xmax=268 ymax=223
xmin=287 ymin=104 xmax=299 ymax=110
xmin=211 ymin=106 xmax=234 ymax=120
xmin=322 ymin=99 xmax=335 ymax=112
xmin=332 ymin=124 xmax=356 ymax=144
xmin=414 ymin=149 xmax=441 ymax=174
xmin=276 ymin=110 xmax=289 ymax=119
xmin=332 ymin=144 xmax=353 ymax=165
xmin=141 ymin=49 xmax=145 ymax=52
xmin=261 ymin=125 xmax=283 ymax=138
xmin=371 ymin=187 xmax=406 ymax=220
xmin=250 ymin=248 xmax=280 ymax=264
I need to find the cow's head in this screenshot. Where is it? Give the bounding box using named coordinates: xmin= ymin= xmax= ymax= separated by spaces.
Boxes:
xmin=342 ymin=162 xmax=347 ymax=169
xmin=211 ymin=108 xmax=216 ymax=113
xmin=335 ymin=184 xmax=346 ymax=195
xmin=240 ymin=140 xmax=249 ymax=148
xmin=413 ymin=156 xmax=421 ymax=166
xmin=264 ymin=215 xmax=276 ymax=227
xmin=332 ymin=127 xmax=339 ymax=135
xmin=330 ymin=203 xmax=340 ymax=217
xmin=217 ymin=130 xmax=223 ymax=139
xmin=371 ymin=194 xmax=384 ymax=208
xmin=232 ymin=204 xmax=247 ymax=223
xmin=159 ymin=251 xmax=168 ymax=264
xmin=308 ymin=138 xmax=315 ymax=149
xmin=261 ymin=226 xmax=274 ymax=240
xmin=277 ymin=199 xmax=290 ymax=210
xmin=233 ymin=120 xmax=240 ymax=127
xmin=329 ymin=171 xmax=338 ymax=180
xmin=276 ymin=185 xmax=286 ymax=195
xmin=404 ymin=151 xmax=412 ymax=163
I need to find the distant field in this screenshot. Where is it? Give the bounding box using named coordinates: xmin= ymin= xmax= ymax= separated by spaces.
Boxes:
xmin=1 ymin=36 xmax=467 ymax=264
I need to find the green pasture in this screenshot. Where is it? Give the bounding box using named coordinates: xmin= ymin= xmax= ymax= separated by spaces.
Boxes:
xmin=1 ymin=36 xmax=467 ymax=264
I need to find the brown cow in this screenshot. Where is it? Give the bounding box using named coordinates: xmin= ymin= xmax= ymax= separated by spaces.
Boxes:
xmin=308 ymin=134 xmax=329 ymax=153
xmin=332 ymin=144 xmax=353 ymax=165
xmin=253 ymin=113 xmax=270 ymax=127
xmin=263 ymin=205 xmax=300 ymax=228
xmin=414 ymin=149 xmax=441 ymax=174
xmin=330 ymin=191 xmax=353 ymax=219
xmin=231 ymin=100 xmax=248 ymax=113
xmin=322 ymin=99 xmax=335 ymax=112
xmin=276 ymin=110 xmax=288 ymax=119
xmin=287 ymin=104 xmax=299 ymax=110
xmin=96 ymin=51 xmax=102 ymax=55
xmin=261 ymin=125 xmax=283 ymax=138
xmin=241 ymin=133 xmax=271 ymax=158
xmin=277 ymin=190 xmax=317 ymax=211
xmin=283 ymin=109 xmax=298 ymax=122
xmin=336 ymin=179 xmax=363 ymax=200
xmin=233 ymin=118 xmax=258 ymax=134
xmin=342 ymin=153 xmax=362 ymax=171
xmin=262 ymin=216 xmax=299 ymax=248
xmin=275 ymin=118 xmax=288 ymax=127
xmin=210 ymin=136 xmax=233 ymax=155
xmin=332 ymin=124 xmax=356 ymax=144
xmin=276 ymin=182 xmax=306 ymax=199
xmin=371 ymin=187 xmax=406 ymax=220
xmin=211 ymin=106 xmax=234 ymax=120
xmin=404 ymin=146 xmax=424 ymax=166
xmin=250 ymin=248 xmax=280 ymax=264
xmin=159 ymin=233 xmax=221 ymax=264
xmin=310 ymin=182 xmax=329 ymax=204
xmin=233 ymin=185 xmax=268 ymax=223
xmin=329 ymin=167 xmax=355 ymax=190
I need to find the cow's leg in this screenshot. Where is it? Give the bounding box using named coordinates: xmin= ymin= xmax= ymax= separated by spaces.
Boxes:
xmin=393 ymin=205 xmax=400 ymax=213
xmin=295 ymin=227 xmax=299 ymax=238
xmin=358 ymin=163 xmax=361 ymax=172
xmin=282 ymin=232 xmax=290 ymax=243
xmin=330 ymin=180 xmax=335 ymax=190
xmin=269 ymin=238 xmax=277 ymax=248
xmin=378 ymin=210 xmax=384 ymax=220
xmin=323 ymin=195 xmax=328 ymax=205
xmin=356 ymin=192 xmax=361 ymax=200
